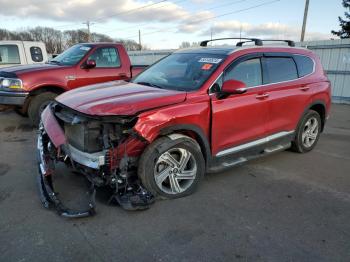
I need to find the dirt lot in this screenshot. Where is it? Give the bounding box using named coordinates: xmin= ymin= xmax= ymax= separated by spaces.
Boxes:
xmin=0 ymin=104 xmax=349 ymax=262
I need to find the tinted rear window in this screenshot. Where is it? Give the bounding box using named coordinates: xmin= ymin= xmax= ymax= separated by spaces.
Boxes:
xmin=264 ymin=57 xmax=298 ymax=84
xmin=294 ymin=55 xmax=314 ymax=77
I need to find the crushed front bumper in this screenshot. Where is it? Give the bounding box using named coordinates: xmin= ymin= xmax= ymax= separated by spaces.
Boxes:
xmin=37 ymin=128 xmax=97 ymax=218
xmin=37 ymin=105 xmax=154 ymax=218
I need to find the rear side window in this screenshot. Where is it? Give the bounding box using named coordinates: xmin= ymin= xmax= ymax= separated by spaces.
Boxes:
xmin=294 ymin=55 xmax=314 ymax=77
xmin=264 ymin=57 xmax=298 ymax=84
xmin=0 ymin=45 xmax=20 ymax=64
xmin=30 ymin=46 xmax=43 ymax=62
xmin=225 ymin=58 xmax=262 ymax=87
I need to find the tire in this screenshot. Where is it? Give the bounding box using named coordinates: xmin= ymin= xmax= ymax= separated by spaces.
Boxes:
xmin=28 ymin=92 xmax=57 ymax=126
xmin=138 ymin=135 xmax=205 ymax=199
xmin=291 ymin=110 xmax=322 ymax=153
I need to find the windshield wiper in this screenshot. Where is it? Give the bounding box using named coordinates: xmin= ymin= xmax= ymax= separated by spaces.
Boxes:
xmin=136 ymin=81 xmax=163 ymax=89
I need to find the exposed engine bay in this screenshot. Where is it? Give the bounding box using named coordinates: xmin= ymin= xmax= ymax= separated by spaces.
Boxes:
xmin=37 ymin=103 xmax=154 ymax=218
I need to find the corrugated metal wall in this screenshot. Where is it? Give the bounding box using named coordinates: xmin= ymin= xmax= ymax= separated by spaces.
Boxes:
xmin=128 ymin=40 xmax=350 ymax=104
xmin=297 ymin=39 xmax=350 ymax=104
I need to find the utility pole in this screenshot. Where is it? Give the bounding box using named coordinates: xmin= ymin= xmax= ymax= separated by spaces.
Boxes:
xmin=83 ymin=20 xmax=93 ymax=42
xmin=138 ymin=30 xmax=142 ymax=51
xmin=300 ymin=0 xmax=310 ymax=42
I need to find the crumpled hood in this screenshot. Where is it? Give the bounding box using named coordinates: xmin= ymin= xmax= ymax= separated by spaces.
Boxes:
xmin=56 ymin=81 xmax=187 ymax=116
xmin=0 ymin=63 xmax=65 ymax=76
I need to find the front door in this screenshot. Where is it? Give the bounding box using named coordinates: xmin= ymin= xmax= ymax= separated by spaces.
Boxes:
xmin=211 ymin=54 xmax=270 ymax=157
xmin=73 ymin=46 xmax=129 ymax=89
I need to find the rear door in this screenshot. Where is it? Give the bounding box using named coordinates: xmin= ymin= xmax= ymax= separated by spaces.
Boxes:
xmin=262 ymin=53 xmax=315 ymax=135
xmin=211 ymin=53 xmax=270 ymax=156
xmin=75 ymin=46 xmax=129 ymax=88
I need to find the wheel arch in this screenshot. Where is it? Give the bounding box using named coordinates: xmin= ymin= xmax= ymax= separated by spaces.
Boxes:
xmin=158 ymin=124 xmax=212 ymax=167
xmin=307 ymin=100 xmax=326 ymax=132
xmin=23 ymin=85 xmax=66 ymax=112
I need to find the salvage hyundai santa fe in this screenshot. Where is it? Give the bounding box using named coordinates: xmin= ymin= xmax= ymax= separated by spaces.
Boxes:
xmin=37 ymin=38 xmax=331 ymax=217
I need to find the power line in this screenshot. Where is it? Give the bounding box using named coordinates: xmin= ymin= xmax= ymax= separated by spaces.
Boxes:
xmin=123 ymin=0 xmax=281 ymax=40
xmin=51 ymin=0 xmax=169 ymax=29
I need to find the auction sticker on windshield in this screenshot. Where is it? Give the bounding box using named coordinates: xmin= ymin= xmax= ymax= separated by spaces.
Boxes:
xmin=198 ymin=58 xmax=222 ymax=64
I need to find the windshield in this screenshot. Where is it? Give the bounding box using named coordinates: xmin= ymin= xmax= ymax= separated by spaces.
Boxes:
xmin=50 ymin=45 xmax=92 ymax=66
xmin=133 ymin=53 xmax=226 ymax=91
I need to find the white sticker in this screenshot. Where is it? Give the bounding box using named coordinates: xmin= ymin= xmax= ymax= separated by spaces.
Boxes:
xmin=80 ymin=46 xmax=91 ymax=51
xmin=198 ymin=58 xmax=222 ymax=64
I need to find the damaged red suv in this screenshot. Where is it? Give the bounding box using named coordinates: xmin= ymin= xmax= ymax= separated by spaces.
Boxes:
xmin=37 ymin=38 xmax=331 ymax=217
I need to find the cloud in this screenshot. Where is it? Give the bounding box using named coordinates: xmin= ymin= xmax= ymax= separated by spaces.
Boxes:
xmin=199 ymin=21 xmax=332 ymax=41
xmin=0 ymin=0 xmax=189 ymax=24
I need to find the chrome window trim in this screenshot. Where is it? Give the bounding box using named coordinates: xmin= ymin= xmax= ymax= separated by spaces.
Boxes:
xmin=208 ymin=53 xmax=316 ymax=94
xmin=216 ymin=131 xmax=294 ymax=157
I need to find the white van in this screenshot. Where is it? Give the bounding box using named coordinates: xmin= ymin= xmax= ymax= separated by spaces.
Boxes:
xmin=0 ymin=41 xmax=48 ymax=68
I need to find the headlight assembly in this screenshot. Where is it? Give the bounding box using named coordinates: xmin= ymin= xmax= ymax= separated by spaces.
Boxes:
xmin=0 ymin=77 xmax=23 ymax=91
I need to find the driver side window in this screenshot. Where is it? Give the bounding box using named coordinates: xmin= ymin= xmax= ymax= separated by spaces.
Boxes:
xmin=224 ymin=58 xmax=262 ymax=88
xmin=88 ymin=47 xmax=121 ymax=68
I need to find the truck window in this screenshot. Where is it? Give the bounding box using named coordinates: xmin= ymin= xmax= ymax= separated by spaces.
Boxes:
xmin=88 ymin=47 xmax=121 ymax=68
xmin=224 ymin=58 xmax=262 ymax=87
xmin=30 ymin=46 xmax=43 ymax=62
xmin=264 ymin=57 xmax=298 ymax=84
xmin=0 ymin=45 xmax=20 ymax=65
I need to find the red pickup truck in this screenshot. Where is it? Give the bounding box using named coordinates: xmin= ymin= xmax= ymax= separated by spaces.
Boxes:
xmin=38 ymin=38 xmax=331 ymax=216
xmin=0 ymin=42 xmax=146 ymax=124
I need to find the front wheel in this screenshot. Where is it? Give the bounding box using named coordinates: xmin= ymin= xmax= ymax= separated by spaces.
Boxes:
xmin=291 ymin=110 xmax=322 ymax=153
xmin=28 ymin=92 xmax=58 ymax=126
xmin=138 ymin=136 xmax=205 ymax=199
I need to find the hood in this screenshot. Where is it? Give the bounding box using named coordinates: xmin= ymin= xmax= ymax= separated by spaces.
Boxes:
xmin=56 ymin=81 xmax=187 ymax=116
xmin=0 ymin=63 xmax=65 ymax=76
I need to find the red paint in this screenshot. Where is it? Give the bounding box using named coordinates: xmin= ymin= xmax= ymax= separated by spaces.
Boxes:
xmin=41 ymin=106 xmax=66 ymax=147
xmin=48 ymin=46 xmax=332 ymax=159
xmin=1 ymin=43 xmax=146 ymax=104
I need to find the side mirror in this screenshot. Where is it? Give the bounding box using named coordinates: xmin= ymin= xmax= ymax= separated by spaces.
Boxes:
xmin=221 ymin=79 xmax=248 ymax=95
xmin=84 ymin=59 xmax=96 ymax=69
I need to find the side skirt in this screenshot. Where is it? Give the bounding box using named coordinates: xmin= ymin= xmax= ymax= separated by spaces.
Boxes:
xmin=207 ymin=133 xmax=293 ymax=173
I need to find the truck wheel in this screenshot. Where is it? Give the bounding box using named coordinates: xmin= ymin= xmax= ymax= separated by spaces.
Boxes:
xmin=28 ymin=92 xmax=57 ymax=126
xmin=291 ymin=110 xmax=322 ymax=153
xmin=138 ymin=135 xmax=205 ymax=199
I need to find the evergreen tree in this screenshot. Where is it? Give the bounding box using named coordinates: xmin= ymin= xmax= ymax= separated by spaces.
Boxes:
xmin=332 ymin=0 xmax=350 ymax=38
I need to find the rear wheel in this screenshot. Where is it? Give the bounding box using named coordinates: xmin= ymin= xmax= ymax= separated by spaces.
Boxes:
xmin=28 ymin=92 xmax=57 ymax=126
xmin=291 ymin=110 xmax=321 ymax=153
xmin=138 ymin=136 xmax=205 ymax=199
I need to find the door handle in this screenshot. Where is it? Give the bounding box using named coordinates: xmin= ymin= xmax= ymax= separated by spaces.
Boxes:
xmin=255 ymin=93 xmax=269 ymax=100
xmin=299 ymin=85 xmax=310 ymax=91
xmin=118 ymin=73 xmax=128 ymax=78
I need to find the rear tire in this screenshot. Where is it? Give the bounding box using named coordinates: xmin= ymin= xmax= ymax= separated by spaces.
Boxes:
xmin=291 ymin=110 xmax=321 ymax=153
xmin=138 ymin=136 xmax=205 ymax=199
xmin=28 ymin=92 xmax=57 ymax=126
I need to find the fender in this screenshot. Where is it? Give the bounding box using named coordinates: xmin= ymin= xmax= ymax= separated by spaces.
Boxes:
xmin=297 ymin=99 xmax=327 ymax=132
xmin=159 ymin=124 xmax=212 ymax=166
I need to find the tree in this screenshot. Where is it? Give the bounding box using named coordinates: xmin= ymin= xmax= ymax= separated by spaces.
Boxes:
xmin=332 ymin=0 xmax=350 ymax=38
xmin=179 ymin=41 xmax=200 ymax=49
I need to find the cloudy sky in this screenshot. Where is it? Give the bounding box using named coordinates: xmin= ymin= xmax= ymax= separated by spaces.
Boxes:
xmin=0 ymin=0 xmax=344 ymax=49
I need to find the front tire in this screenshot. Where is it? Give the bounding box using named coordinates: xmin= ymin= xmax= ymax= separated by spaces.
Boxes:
xmin=28 ymin=92 xmax=57 ymax=126
xmin=138 ymin=136 xmax=205 ymax=199
xmin=291 ymin=110 xmax=322 ymax=153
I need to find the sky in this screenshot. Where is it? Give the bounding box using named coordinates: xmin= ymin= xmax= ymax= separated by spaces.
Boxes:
xmin=0 ymin=0 xmax=345 ymax=49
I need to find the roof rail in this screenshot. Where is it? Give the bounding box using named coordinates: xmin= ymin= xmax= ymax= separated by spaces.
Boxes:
xmin=259 ymin=39 xmax=295 ymax=47
xmin=200 ymin=37 xmax=263 ymax=47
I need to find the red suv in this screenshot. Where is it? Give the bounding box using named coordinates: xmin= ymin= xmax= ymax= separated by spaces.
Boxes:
xmin=37 ymin=38 xmax=331 ymax=217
